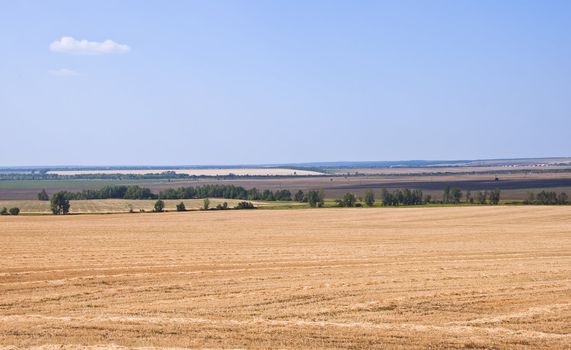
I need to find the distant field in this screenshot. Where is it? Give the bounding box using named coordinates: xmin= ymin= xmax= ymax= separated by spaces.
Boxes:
xmin=0 ymin=179 xmax=198 ymax=200
xmin=334 ymin=165 xmax=571 ymax=175
xmin=0 ymin=179 xmax=157 ymax=189
xmin=0 ymin=198 xmax=299 ymax=213
xmin=3 ymin=171 xmax=571 ymax=200
xmin=1 ymin=207 xmax=569 ymax=348
xmin=47 ymin=168 xmax=323 ymax=176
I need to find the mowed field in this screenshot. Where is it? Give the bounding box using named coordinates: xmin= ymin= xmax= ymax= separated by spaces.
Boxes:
xmin=1 ymin=207 xmax=570 ymax=349
xmin=0 ymin=199 xmax=295 ymax=214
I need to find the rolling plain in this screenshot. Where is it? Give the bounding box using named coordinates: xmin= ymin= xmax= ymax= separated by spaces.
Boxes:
xmin=1 ymin=206 xmax=570 ymax=348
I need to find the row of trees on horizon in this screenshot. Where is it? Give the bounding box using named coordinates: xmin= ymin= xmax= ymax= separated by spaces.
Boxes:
xmin=35 ymin=185 xmax=570 ymax=215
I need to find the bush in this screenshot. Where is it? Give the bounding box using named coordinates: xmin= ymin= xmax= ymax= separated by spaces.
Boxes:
xmin=235 ymin=201 xmax=255 ymax=209
xmin=176 ymin=202 xmax=186 ymax=211
xmin=154 ymin=199 xmax=165 ymax=212
xmin=203 ymin=198 xmax=210 ymax=210
xmin=0 ymin=207 xmax=8 ymax=215
xmin=8 ymin=207 xmax=20 ymax=216
xmin=216 ymin=202 xmax=229 ymax=210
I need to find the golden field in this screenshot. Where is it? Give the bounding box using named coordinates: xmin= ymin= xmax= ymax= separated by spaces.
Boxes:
xmin=0 ymin=199 xmax=296 ymax=214
xmin=0 ymin=207 xmax=570 ymax=349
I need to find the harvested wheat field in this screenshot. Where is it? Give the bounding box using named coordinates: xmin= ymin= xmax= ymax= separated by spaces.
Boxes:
xmin=0 ymin=199 xmax=289 ymax=214
xmin=1 ymin=207 xmax=570 ymax=349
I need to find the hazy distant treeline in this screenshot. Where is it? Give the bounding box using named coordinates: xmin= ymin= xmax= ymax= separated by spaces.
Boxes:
xmin=525 ymin=191 xmax=568 ymax=205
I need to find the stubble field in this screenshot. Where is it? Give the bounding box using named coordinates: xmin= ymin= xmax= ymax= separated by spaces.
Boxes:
xmin=1 ymin=207 xmax=570 ymax=349
xmin=0 ymin=199 xmax=294 ymax=214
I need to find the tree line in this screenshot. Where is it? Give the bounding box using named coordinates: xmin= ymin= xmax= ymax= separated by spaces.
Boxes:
xmin=441 ymin=186 xmax=501 ymax=205
xmin=157 ymin=185 xmax=293 ymax=201
xmin=38 ymin=186 xmax=571 ymax=216
xmin=524 ymin=191 xmax=568 ymax=205
xmin=334 ymin=187 xmax=503 ymax=207
xmin=38 ymin=185 xmax=296 ymax=202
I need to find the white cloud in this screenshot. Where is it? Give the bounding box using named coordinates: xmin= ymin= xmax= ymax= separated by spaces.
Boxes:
xmin=48 ymin=68 xmax=80 ymax=77
xmin=49 ymin=36 xmax=130 ymax=55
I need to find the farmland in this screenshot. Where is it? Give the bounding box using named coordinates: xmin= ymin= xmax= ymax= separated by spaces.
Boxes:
xmin=47 ymin=167 xmax=324 ymax=176
xmin=0 ymin=199 xmax=300 ymax=214
xmin=1 ymin=207 xmax=570 ymax=348
xmin=3 ymin=171 xmax=571 ymax=201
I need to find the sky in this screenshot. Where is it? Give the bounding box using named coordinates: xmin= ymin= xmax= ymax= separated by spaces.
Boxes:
xmin=1 ymin=0 xmax=570 ymax=166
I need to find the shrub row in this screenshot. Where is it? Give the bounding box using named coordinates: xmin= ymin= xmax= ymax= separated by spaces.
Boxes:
xmin=0 ymin=207 xmax=20 ymax=215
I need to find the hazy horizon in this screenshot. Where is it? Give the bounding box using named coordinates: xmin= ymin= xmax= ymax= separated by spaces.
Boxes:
xmin=2 ymin=1 xmax=570 ymax=166
xmin=3 ymin=156 xmax=571 ymax=169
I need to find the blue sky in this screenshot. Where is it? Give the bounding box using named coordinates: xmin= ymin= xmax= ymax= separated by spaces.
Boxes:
xmin=1 ymin=0 xmax=570 ymax=166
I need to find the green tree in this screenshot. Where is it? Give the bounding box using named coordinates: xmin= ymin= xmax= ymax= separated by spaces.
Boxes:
xmin=443 ymin=186 xmax=451 ymax=204
xmin=424 ymin=194 xmax=432 ymax=204
xmin=9 ymin=207 xmax=20 ymax=216
xmin=342 ymin=193 xmax=357 ymax=207
xmin=306 ymin=190 xmax=324 ymax=208
xmin=477 ymin=191 xmax=487 ymax=205
xmin=176 ymin=202 xmax=186 ymax=211
xmin=364 ymin=190 xmax=375 ymax=207
xmin=489 ymin=189 xmax=501 ymax=205
xmin=294 ymin=190 xmax=305 ymax=202
xmin=465 ymin=190 xmax=473 ymax=204
xmin=536 ymin=191 xmax=558 ymax=204
xmin=50 ymin=192 xmax=70 ymax=215
xmin=38 ymin=189 xmax=49 ymax=201
xmin=525 ymin=191 xmax=536 ymax=204
xmin=203 ymin=198 xmax=210 ymax=210
xmin=451 ymin=188 xmax=462 ymax=204
xmin=154 ymin=199 xmax=165 ymax=212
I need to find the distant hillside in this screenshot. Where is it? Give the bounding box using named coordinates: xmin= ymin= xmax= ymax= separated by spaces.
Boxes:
xmin=283 ymin=157 xmax=571 ymax=169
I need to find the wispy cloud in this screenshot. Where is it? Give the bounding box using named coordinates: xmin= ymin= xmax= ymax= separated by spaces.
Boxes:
xmin=48 ymin=68 xmax=80 ymax=77
xmin=49 ymin=36 xmax=130 ymax=55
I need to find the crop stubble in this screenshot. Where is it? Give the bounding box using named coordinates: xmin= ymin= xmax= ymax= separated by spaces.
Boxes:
xmin=0 ymin=207 xmax=570 ymax=348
